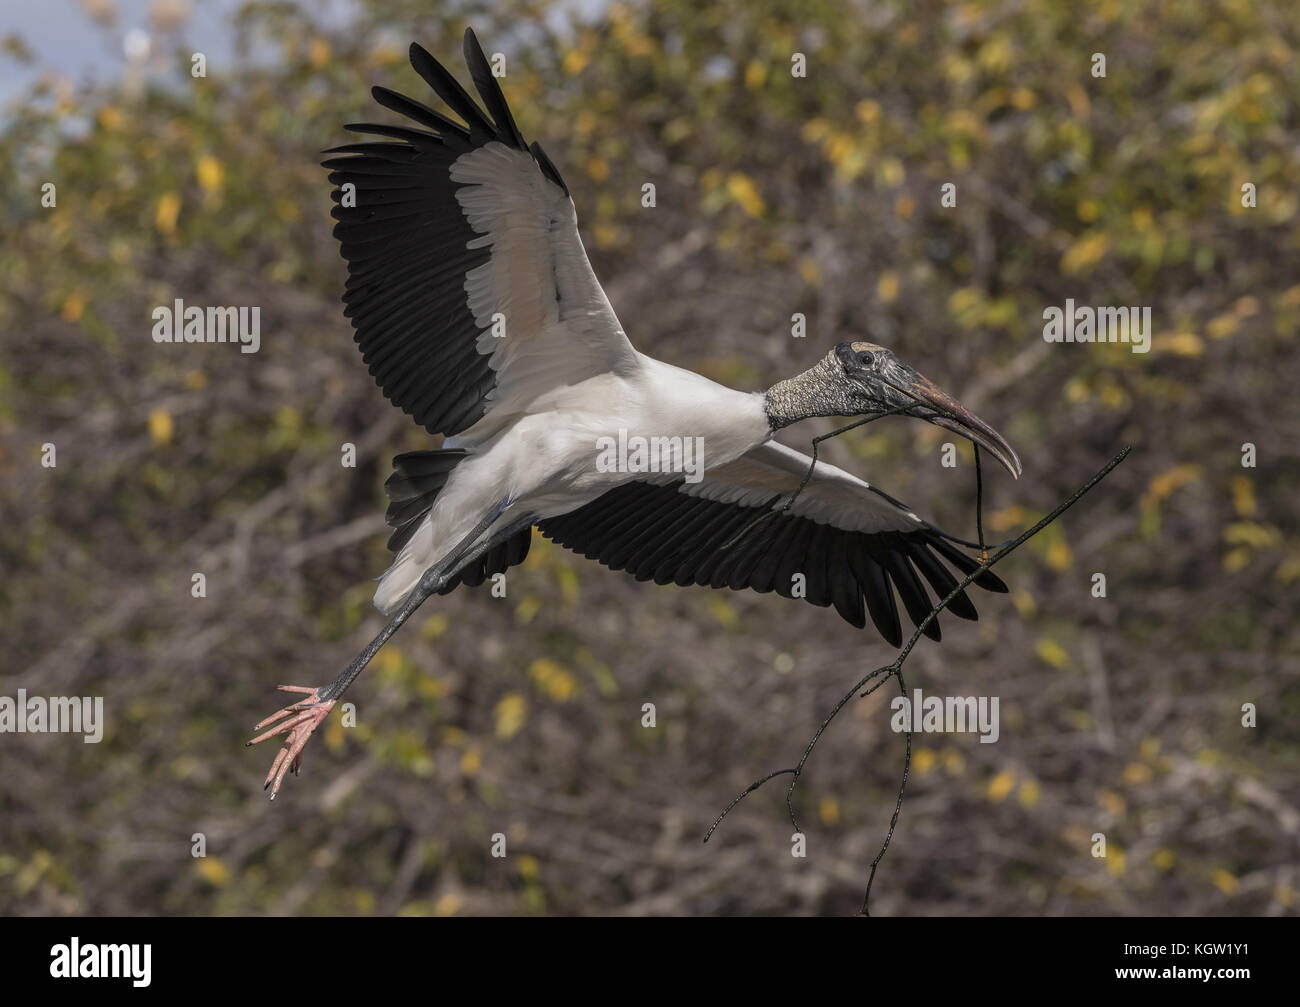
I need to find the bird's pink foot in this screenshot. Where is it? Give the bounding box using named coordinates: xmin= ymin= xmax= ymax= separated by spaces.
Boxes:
xmin=246 ymin=685 xmax=337 ymax=799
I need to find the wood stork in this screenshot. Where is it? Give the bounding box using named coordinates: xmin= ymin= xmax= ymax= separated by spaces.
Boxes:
xmin=248 ymin=29 xmax=1022 ymax=797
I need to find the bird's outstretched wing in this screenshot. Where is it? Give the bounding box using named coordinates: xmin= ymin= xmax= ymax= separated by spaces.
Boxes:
xmin=537 ymin=441 xmax=1006 ymax=645
xmin=325 ymin=29 xmax=638 ymax=436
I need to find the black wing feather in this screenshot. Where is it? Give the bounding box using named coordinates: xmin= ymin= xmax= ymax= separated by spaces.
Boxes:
xmin=327 ymin=32 xmax=566 ymax=437
xmin=537 ymin=480 xmax=1006 ymax=644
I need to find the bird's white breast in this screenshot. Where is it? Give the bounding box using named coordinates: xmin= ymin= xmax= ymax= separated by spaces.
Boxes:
xmin=467 ymin=352 xmax=772 ymax=512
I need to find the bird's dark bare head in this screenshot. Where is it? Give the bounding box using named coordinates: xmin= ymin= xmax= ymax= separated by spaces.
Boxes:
xmin=764 ymin=340 xmax=1022 ymax=478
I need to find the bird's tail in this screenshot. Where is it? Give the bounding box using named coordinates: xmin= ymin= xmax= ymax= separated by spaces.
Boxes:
xmin=375 ymin=448 xmax=533 ymax=613
xmin=382 ymin=449 xmax=469 ymax=554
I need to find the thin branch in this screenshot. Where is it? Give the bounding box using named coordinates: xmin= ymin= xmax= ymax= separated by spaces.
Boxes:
xmin=721 ymin=404 xmax=915 ymax=551
xmin=862 ymin=667 xmax=913 ymax=916
xmin=703 ymin=442 xmax=1133 ymax=915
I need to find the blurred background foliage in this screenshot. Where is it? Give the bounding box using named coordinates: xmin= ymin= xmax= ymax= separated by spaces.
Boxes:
xmin=1 ymin=0 xmax=1297 ymax=916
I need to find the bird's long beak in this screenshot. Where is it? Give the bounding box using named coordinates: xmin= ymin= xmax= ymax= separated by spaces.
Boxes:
xmin=896 ymin=372 xmax=1022 ymax=479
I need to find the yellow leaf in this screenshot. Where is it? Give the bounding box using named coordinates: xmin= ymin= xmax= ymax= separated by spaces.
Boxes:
xmin=877 ymin=271 xmax=900 ymax=304
xmin=517 ymin=854 xmax=540 ymax=881
xmin=708 ymin=596 xmax=739 ymax=628
xmin=986 ymin=770 xmax=1016 ymax=803
xmin=494 ymin=692 xmax=527 ymax=739
xmin=818 ymin=797 xmax=840 ymax=826
xmin=308 ymin=36 xmax=331 ymax=69
xmin=196 ymin=154 xmax=224 ymax=197
xmin=1141 ymin=464 xmax=1202 ymax=513
xmin=1233 ymin=295 xmax=1260 ymax=317
xmin=800 ymin=118 xmax=829 ymax=144
xmin=433 ymin=893 xmax=463 ymax=916
xmin=913 ymin=747 xmax=937 ymax=775
xmin=562 ymin=48 xmax=589 ymax=76
xmin=987 ymin=505 xmax=1025 ymax=532
xmin=1045 ymin=535 xmax=1073 ymax=571
xmin=155 ymin=192 xmax=181 ymax=236
xmin=1035 ymin=638 xmax=1069 ymax=669
xmin=1211 ymin=869 xmax=1239 ymax=895
xmin=725 ymin=172 xmax=766 ymax=218
xmin=854 ymin=99 xmax=880 ymax=124
xmin=1121 ymin=762 xmax=1152 ymax=785
xmin=948 ymin=286 xmax=984 ymax=327
xmin=416 ymin=675 xmax=449 ymax=700
xmin=353 ymin=889 xmax=376 ymax=913
xmin=1064 ymin=709 xmax=1092 ymax=730
xmin=1207 ymin=313 xmax=1239 ymax=340
xmin=743 ymin=60 xmax=767 ymax=90
xmin=555 ymin=564 xmax=580 ymax=604
xmin=1222 ymin=547 xmax=1251 ymax=573
xmin=1152 ymin=848 xmax=1176 ymax=870
xmin=1224 ymin=522 xmax=1280 ymax=548
xmin=441 ymin=726 xmax=467 ymax=748
xmin=1158 ymin=332 xmax=1203 ymax=357
xmin=825 ymin=133 xmax=854 ymax=169
xmin=1107 ymin=846 xmax=1127 ymax=877
xmin=1064 ymin=83 xmax=1090 ymax=119
xmin=421 ymin=613 xmax=449 ymax=640
xmin=1061 ymin=232 xmax=1109 ymax=274
xmin=459 ymin=747 xmax=481 ymax=775
xmin=529 ymin=657 xmax=577 ymax=702
xmin=196 ymin=857 xmax=230 ymax=886
xmin=148 ymin=408 xmax=173 ymax=446
xmin=1011 ymin=589 xmax=1037 ymax=618
xmin=1231 ymin=476 xmax=1256 ymax=517
xmin=1018 ymin=779 xmax=1041 ymax=808
xmin=1276 ymin=554 xmax=1300 ymax=584
xmin=593 ymin=222 xmax=619 ymax=249
xmin=877 ymin=157 xmax=904 ymax=187
xmin=60 ymin=290 xmax=85 ymax=322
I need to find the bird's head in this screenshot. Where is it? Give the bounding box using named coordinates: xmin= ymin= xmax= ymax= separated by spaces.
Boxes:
xmin=831 ymin=340 xmax=1021 ymax=478
xmin=763 ymin=340 xmax=1021 ymax=479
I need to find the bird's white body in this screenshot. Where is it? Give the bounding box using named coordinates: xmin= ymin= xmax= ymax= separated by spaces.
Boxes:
xmin=376 ymin=355 xmax=774 ymax=611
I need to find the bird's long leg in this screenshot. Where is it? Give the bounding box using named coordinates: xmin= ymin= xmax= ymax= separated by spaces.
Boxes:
xmin=248 ymin=498 xmax=536 ymax=798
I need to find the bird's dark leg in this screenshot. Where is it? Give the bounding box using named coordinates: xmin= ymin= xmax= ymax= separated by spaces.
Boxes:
xmin=248 ymin=498 xmax=535 ymax=798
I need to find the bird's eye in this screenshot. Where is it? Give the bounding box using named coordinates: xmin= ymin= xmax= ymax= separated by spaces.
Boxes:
xmin=857 ymin=350 xmax=875 ymax=367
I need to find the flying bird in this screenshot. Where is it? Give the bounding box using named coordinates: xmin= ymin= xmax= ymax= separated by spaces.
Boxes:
xmin=249 ymin=28 xmax=1022 ymax=797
